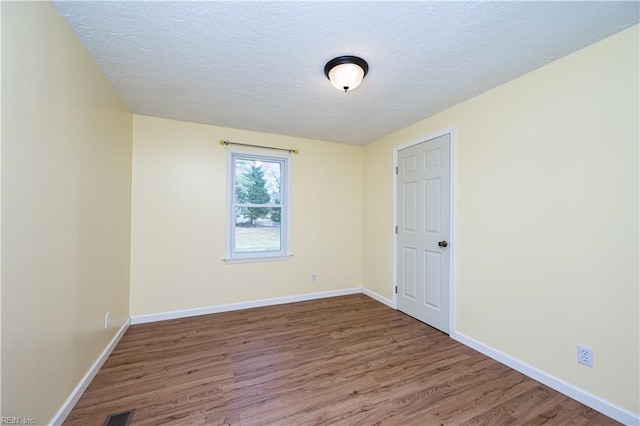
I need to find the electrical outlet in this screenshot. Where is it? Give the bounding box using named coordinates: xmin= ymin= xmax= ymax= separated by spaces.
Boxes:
xmin=104 ymin=312 xmax=110 ymax=329
xmin=311 ymin=273 xmax=317 ymax=283
xmin=577 ymin=345 xmax=593 ymax=367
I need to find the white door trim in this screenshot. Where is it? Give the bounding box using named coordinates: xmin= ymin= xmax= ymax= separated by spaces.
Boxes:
xmin=393 ymin=127 xmax=456 ymax=334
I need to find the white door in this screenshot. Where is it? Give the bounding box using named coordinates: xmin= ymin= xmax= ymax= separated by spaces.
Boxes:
xmin=397 ymin=134 xmax=451 ymax=333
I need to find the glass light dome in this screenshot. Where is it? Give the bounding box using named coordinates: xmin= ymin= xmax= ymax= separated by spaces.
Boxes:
xmin=324 ymin=56 xmax=369 ymax=93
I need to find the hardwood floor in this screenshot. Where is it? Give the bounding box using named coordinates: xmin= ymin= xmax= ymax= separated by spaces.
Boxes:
xmin=64 ymin=294 xmax=618 ymax=425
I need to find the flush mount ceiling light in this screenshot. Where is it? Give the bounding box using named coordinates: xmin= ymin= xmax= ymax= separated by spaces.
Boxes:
xmin=324 ymin=56 xmax=369 ymax=92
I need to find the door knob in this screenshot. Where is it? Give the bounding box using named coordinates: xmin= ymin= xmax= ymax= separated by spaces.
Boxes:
xmin=438 ymin=240 xmax=448 ymax=248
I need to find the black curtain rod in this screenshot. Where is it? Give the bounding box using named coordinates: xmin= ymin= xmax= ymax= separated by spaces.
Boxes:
xmin=219 ymin=139 xmax=299 ymax=154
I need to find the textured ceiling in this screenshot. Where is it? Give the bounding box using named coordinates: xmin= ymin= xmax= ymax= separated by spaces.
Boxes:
xmin=53 ymin=1 xmax=639 ymax=145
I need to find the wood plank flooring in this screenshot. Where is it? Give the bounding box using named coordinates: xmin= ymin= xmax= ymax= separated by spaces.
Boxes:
xmin=64 ymin=294 xmax=618 ymax=425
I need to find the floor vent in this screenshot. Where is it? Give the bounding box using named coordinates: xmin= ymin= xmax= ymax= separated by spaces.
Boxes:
xmin=103 ymin=410 xmax=134 ymax=426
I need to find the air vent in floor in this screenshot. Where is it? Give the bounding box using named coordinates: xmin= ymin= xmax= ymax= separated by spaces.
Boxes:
xmin=103 ymin=410 xmax=134 ymax=426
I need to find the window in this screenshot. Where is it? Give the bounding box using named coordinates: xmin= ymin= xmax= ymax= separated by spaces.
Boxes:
xmin=226 ymin=149 xmax=291 ymax=263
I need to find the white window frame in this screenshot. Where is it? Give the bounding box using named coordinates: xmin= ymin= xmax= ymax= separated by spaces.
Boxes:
xmin=224 ymin=148 xmax=292 ymax=264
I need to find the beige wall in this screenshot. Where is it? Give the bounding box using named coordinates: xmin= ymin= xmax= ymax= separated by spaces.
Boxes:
xmin=363 ymin=25 xmax=639 ymax=414
xmin=1 ymin=2 xmax=132 ymax=424
xmin=0 ymin=0 xmax=3 ymax=416
xmin=130 ymin=115 xmax=362 ymax=316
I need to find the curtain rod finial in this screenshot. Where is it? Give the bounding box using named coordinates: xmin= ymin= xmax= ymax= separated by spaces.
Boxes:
xmin=219 ymin=139 xmax=227 ymax=146
xmin=292 ymin=149 xmax=299 ymax=154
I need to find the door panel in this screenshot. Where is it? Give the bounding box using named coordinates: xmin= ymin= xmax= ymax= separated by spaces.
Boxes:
xmin=425 ymin=178 xmax=441 ymax=233
xmin=403 ymin=182 xmax=417 ymax=232
xmin=403 ymin=154 xmax=418 ymax=173
xmin=424 ymin=250 xmax=441 ymax=309
xmin=397 ymin=134 xmax=451 ymax=334
xmin=402 ymin=247 xmax=417 ymax=300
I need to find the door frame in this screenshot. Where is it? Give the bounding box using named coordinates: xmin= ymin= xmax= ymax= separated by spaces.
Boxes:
xmin=392 ymin=127 xmax=456 ymax=334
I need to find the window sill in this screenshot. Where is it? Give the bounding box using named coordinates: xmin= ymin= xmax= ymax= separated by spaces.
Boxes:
xmin=223 ymin=254 xmax=292 ymax=264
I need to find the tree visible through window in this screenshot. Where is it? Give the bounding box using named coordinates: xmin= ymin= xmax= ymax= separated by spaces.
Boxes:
xmin=229 ymin=151 xmax=289 ymax=261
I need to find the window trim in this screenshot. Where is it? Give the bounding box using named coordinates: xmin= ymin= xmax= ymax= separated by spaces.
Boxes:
xmin=224 ymin=147 xmax=292 ymax=264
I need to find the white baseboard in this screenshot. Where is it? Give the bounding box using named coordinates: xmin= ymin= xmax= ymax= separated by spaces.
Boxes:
xmin=130 ymin=287 xmax=362 ymax=325
xmin=49 ymin=318 xmax=130 ymax=426
xmin=361 ymin=287 xmax=394 ymax=308
xmin=451 ymin=331 xmax=640 ymax=426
